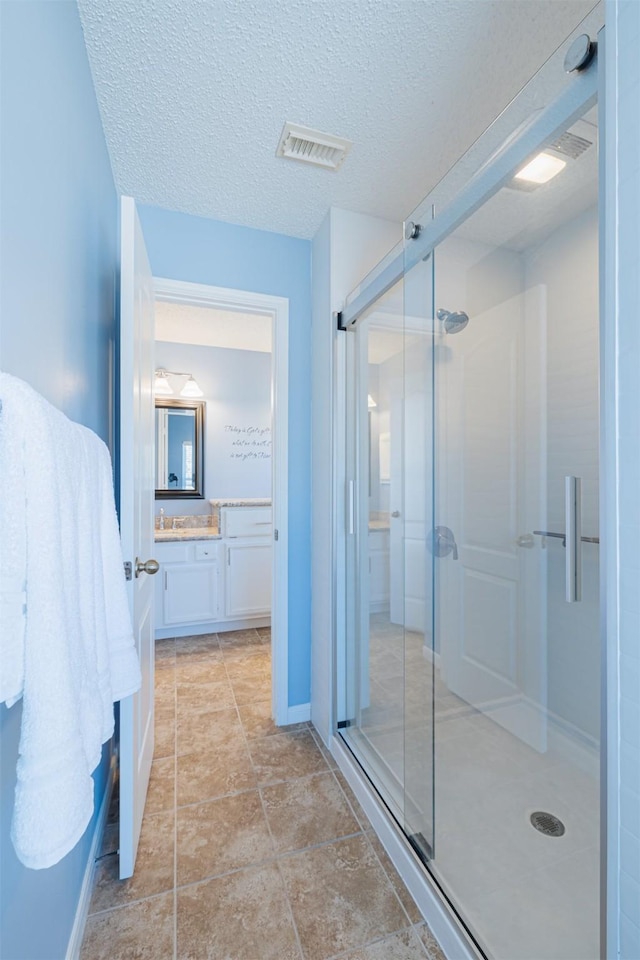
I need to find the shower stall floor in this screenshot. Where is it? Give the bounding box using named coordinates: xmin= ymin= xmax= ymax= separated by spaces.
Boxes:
xmin=344 ymin=616 xmax=600 ymax=960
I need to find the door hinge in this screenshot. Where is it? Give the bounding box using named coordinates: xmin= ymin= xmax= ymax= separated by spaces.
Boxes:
xmin=274 ymin=528 xmax=279 ymax=542
xmin=124 ymin=561 xmax=132 ymax=581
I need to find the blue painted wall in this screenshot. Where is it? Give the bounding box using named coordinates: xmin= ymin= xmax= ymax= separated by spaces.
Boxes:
xmin=0 ymin=2 xmax=118 ymax=957
xmin=139 ymin=205 xmax=312 ymax=708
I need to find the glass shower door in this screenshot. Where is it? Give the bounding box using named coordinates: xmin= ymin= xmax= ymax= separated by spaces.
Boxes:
xmin=427 ymin=105 xmax=600 ymax=960
xmin=342 ymin=278 xmax=408 ymax=825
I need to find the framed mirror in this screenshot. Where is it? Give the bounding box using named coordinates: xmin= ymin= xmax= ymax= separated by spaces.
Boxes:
xmin=155 ymin=398 xmax=205 ymax=499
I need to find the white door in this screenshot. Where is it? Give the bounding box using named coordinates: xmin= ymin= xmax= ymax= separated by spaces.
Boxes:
xmin=119 ymin=196 xmax=157 ymax=878
xmin=439 ymin=291 xmax=546 ymax=749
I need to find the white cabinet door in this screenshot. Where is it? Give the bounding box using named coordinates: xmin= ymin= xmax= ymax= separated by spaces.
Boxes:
xmin=225 ymin=541 xmax=272 ymax=618
xmin=164 ymin=562 xmax=218 ymax=624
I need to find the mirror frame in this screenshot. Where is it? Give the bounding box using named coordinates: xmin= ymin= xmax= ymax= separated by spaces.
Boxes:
xmin=155 ymin=398 xmax=205 ymax=500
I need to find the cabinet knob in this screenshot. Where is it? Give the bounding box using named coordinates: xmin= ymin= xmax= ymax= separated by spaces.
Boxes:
xmin=135 ymin=557 xmax=160 ymax=578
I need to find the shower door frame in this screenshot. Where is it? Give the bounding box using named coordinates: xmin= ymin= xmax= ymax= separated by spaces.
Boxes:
xmin=335 ymin=22 xmax=607 ymax=960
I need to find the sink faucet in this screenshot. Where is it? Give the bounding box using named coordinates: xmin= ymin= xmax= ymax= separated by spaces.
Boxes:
xmin=159 ymin=508 xmax=165 ymax=530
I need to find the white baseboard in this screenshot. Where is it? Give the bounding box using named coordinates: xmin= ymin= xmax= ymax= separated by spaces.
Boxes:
xmin=331 ymin=735 xmax=482 ymax=960
xmin=284 ymin=702 xmax=311 ymax=724
xmin=66 ymin=753 xmax=116 ymax=960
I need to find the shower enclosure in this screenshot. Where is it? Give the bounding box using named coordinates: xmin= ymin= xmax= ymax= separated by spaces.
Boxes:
xmin=339 ymin=16 xmax=602 ymax=960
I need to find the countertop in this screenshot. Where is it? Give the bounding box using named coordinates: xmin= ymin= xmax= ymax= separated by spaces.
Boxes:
xmin=209 ymin=498 xmax=272 ymax=508
xmin=155 ymin=527 xmax=221 ymax=542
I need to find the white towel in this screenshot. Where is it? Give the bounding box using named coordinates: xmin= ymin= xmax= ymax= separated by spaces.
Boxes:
xmin=0 ymin=392 xmax=28 ymax=706
xmin=0 ymin=373 xmax=141 ymax=869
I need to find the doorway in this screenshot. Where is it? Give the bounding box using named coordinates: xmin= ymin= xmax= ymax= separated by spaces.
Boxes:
xmin=153 ymin=278 xmax=290 ymax=726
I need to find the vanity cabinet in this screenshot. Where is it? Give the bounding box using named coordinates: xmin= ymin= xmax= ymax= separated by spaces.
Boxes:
xmin=154 ymin=541 xmax=220 ymax=630
xmin=225 ymin=539 xmax=272 ymax=618
xmin=153 ymin=507 xmax=272 ymax=638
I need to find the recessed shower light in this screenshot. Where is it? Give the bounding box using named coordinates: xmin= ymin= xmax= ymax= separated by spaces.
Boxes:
xmin=514 ymin=152 xmax=567 ymax=184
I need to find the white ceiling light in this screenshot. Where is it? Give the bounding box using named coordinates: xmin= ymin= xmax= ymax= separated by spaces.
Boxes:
xmin=180 ymin=375 xmax=204 ymax=398
xmin=276 ymin=122 xmax=352 ymax=171
xmin=514 ymin=152 xmax=566 ymax=185
xmin=154 ymin=369 xmax=173 ymax=395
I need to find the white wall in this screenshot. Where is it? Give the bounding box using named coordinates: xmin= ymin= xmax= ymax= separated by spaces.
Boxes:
xmin=311 ymin=208 xmax=400 ymax=744
xmin=155 ymin=341 xmax=271 ymax=514
xmin=604 ymin=3 xmax=640 ymax=956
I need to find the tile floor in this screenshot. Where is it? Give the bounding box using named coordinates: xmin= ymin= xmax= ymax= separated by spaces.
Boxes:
xmin=81 ymin=628 xmax=445 ymax=960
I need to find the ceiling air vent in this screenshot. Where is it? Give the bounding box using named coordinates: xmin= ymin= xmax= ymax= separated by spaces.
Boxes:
xmin=548 ymin=131 xmax=593 ymax=160
xmin=276 ymin=123 xmax=352 ymax=171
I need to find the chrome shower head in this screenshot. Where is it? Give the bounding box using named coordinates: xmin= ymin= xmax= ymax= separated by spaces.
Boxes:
xmin=437 ymin=308 xmax=470 ymax=334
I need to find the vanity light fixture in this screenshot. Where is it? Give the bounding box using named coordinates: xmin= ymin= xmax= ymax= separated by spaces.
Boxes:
xmin=514 ymin=151 xmax=566 ymax=185
xmin=154 ymin=369 xmax=173 ymax=396
xmin=154 ymin=369 xmax=204 ymax=398
xmin=180 ymin=375 xmax=204 ymax=398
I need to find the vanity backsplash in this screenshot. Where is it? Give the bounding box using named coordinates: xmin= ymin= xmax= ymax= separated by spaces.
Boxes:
xmin=154 ymin=513 xmax=218 ymax=531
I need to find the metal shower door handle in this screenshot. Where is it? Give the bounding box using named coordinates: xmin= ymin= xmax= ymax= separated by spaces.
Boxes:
xmin=565 ymin=476 xmax=582 ymax=603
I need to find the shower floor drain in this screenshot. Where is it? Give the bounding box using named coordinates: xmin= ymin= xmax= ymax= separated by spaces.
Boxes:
xmin=530 ymin=811 xmax=566 ymax=837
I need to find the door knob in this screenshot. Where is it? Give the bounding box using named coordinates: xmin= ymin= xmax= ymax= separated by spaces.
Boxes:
xmin=135 ymin=557 xmax=160 ymax=578
xmin=391 ymin=510 xmax=401 ymax=518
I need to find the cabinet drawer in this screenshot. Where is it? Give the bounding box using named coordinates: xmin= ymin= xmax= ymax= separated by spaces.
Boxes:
xmin=154 ymin=542 xmax=190 ymax=563
xmin=195 ymin=542 xmax=218 ymax=561
xmin=222 ymin=507 xmax=272 ymax=538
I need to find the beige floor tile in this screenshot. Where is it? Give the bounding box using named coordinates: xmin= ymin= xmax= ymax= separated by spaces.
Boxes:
xmin=310 ymin=726 xmax=338 ymax=769
xmin=176 ymin=863 xmax=300 ymax=960
xmin=155 ymin=693 xmax=175 ymax=724
xmin=339 ymin=927 xmax=429 ymax=959
xmin=333 ymin=770 xmax=372 ymax=832
xmin=177 ymin=789 xmax=274 ymax=884
xmin=218 ymin=627 xmax=262 ymax=647
xmin=261 ymin=771 xmax=360 ymax=854
xmin=89 ymin=812 xmax=175 ymax=913
xmin=248 ymin=730 xmax=329 ymax=785
xmin=366 ymin=832 xmax=422 ymax=924
xmin=238 ymin=699 xmax=307 ymax=740
xmin=278 ymin=834 xmax=408 ymax=960
xmin=229 ymin=672 xmax=273 ymax=704
xmin=414 ymin=923 xmax=447 ymax=960
xmin=155 ymin=660 xmax=176 ymax=687
xmin=154 ymin=716 xmax=175 ymax=759
xmin=175 ymin=633 xmax=221 ymax=661
xmin=224 ymin=650 xmax=271 ymax=680
xmin=81 ymin=893 xmax=174 ymax=960
xmin=176 ymin=678 xmax=236 ymax=723
xmin=219 ymin=642 xmax=269 ymax=665
xmin=154 ymin=638 xmax=176 ymax=662
xmin=177 ymin=739 xmax=257 ymax=805
xmin=176 ymin=705 xmax=242 ymax=755
xmin=146 ymin=757 xmax=175 ymax=816
xmin=174 ymin=659 xmax=229 ymax=686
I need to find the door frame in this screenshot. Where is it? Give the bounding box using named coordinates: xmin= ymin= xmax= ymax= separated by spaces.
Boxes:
xmin=153 ymin=277 xmax=290 ymax=726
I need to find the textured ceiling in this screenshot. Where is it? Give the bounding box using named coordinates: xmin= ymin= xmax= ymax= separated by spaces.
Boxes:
xmin=78 ymin=0 xmax=596 ymax=239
